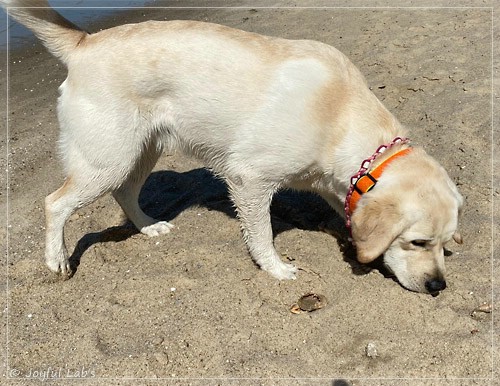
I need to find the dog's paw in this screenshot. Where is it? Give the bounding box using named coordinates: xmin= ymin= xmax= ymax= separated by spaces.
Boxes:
xmin=264 ymin=261 xmax=298 ymax=280
xmin=140 ymin=221 xmax=174 ymax=237
xmin=46 ymin=256 xmax=72 ymax=277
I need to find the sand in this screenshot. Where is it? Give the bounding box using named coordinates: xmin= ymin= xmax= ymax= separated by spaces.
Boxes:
xmin=1 ymin=1 xmax=498 ymax=385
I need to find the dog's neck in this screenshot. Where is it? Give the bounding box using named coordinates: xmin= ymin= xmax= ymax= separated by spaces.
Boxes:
xmin=313 ymin=130 xmax=410 ymax=216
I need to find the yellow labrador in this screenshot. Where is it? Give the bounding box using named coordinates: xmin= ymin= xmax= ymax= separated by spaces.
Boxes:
xmin=5 ymin=0 xmax=463 ymax=294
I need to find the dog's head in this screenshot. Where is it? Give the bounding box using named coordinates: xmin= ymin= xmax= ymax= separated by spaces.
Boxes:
xmin=350 ymin=148 xmax=463 ymax=294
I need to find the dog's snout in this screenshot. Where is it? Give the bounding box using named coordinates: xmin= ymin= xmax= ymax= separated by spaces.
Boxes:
xmin=425 ymin=279 xmax=447 ymax=293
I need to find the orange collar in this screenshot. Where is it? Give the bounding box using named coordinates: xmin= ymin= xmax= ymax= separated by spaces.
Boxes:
xmin=346 ymin=147 xmax=412 ymax=219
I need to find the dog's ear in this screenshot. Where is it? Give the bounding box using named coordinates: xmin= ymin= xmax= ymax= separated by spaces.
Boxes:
xmin=453 ymin=231 xmax=463 ymax=244
xmin=444 ymin=168 xmax=464 ymax=245
xmin=351 ymin=194 xmax=407 ymax=264
xmin=453 ymin=190 xmax=464 ymax=245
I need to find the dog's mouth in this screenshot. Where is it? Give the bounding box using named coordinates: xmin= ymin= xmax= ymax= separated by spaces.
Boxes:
xmin=367 ymin=255 xmax=414 ymax=290
xmin=370 ymin=256 xmax=446 ymax=295
xmin=367 ymin=255 xmax=395 ymax=279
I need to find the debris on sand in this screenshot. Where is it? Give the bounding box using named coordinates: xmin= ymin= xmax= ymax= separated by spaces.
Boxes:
xmin=290 ymin=293 xmax=327 ymax=314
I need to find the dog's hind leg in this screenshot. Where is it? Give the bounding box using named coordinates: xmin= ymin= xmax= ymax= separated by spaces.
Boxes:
xmin=45 ymin=140 xmax=171 ymax=275
xmin=112 ymin=140 xmax=174 ymax=236
xmin=229 ymin=180 xmax=297 ymax=280
xmin=45 ymin=175 xmax=110 ymax=275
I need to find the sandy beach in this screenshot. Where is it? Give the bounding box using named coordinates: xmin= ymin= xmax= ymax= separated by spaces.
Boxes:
xmin=1 ymin=1 xmax=498 ymax=385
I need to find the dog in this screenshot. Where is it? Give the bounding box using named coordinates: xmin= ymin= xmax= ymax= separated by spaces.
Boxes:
xmin=5 ymin=0 xmax=463 ymax=294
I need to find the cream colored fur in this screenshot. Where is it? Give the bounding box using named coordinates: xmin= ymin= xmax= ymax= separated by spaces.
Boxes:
xmin=4 ymin=0 xmax=463 ymax=293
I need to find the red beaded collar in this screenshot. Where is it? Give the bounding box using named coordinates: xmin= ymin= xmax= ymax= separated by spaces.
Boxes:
xmin=344 ymin=137 xmax=411 ymax=232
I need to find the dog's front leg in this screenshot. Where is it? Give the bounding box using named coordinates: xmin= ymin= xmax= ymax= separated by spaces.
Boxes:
xmin=229 ymin=181 xmax=297 ymax=280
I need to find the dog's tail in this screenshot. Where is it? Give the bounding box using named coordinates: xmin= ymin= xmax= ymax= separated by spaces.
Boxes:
xmin=2 ymin=0 xmax=87 ymax=64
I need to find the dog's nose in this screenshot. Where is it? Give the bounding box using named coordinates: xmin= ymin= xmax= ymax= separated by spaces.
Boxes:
xmin=425 ymin=279 xmax=447 ymax=293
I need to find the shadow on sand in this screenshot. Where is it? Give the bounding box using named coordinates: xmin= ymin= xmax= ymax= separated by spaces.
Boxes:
xmin=67 ymin=168 xmax=384 ymax=277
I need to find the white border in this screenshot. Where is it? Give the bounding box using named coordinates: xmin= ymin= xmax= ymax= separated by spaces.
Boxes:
xmin=4 ymin=4 xmax=495 ymax=383
xmin=4 ymin=5 xmax=10 ymax=382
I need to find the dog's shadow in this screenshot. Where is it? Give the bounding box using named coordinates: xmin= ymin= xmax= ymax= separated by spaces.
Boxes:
xmin=68 ymin=168 xmax=378 ymax=277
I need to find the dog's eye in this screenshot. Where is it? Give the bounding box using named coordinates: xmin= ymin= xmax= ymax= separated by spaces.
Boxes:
xmin=411 ymin=240 xmax=427 ymax=248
